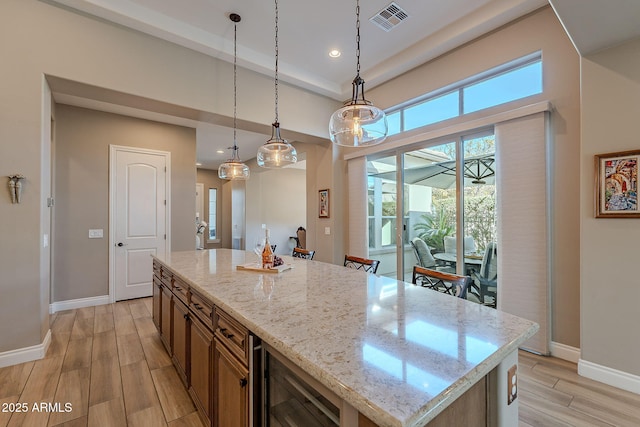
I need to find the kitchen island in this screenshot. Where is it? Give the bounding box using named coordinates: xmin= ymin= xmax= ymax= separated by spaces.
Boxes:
xmin=152 ymin=249 xmax=538 ymax=427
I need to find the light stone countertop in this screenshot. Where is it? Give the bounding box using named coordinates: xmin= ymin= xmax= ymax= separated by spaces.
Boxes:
xmin=154 ymin=249 xmax=538 ymax=427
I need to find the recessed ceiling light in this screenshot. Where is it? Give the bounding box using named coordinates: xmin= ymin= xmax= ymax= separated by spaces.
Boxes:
xmin=329 ymin=49 xmax=341 ymax=58
xmin=216 ymin=150 xmax=225 ymax=154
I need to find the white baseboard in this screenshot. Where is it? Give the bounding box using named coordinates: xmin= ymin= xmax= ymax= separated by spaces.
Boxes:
xmin=579 ymin=358 xmax=640 ymax=395
xmin=550 ymin=341 xmax=580 ymax=364
xmin=49 ymin=295 xmax=110 ymax=314
xmin=0 ymin=330 xmax=51 ymax=368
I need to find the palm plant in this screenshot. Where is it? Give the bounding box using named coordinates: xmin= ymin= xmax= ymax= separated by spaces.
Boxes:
xmin=413 ymin=206 xmax=455 ymax=252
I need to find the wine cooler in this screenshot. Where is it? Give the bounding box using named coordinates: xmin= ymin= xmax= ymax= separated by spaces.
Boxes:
xmin=263 ymin=345 xmax=341 ymax=427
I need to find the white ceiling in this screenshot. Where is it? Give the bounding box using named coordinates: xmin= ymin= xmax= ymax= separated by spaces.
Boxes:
xmin=548 ymin=0 xmax=640 ymax=56
xmin=47 ymin=0 xmax=640 ymax=170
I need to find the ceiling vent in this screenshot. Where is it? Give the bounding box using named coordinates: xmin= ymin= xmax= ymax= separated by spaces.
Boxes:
xmin=370 ymin=2 xmax=409 ymax=32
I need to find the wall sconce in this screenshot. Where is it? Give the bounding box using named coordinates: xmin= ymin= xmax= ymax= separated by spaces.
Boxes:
xmin=8 ymin=174 xmax=25 ymax=204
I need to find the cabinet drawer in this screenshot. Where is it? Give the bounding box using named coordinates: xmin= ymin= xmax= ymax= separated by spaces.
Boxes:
xmin=215 ymin=308 xmax=249 ymax=364
xmin=153 ymin=259 xmax=161 ymax=279
xmin=173 ymin=276 xmax=189 ymax=305
xmin=161 ymin=268 xmax=173 ymax=287
xmin=190 ymin=289 xmax=213 ymax=330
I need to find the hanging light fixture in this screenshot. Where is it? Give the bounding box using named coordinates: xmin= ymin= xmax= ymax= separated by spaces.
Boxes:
xmin=329 ymin=0 xmax=388 ymax=147
xmin=218 ymin=13 xmax=250 ymax=180
xmin=257 ymin=0 xmax=297 ymax=168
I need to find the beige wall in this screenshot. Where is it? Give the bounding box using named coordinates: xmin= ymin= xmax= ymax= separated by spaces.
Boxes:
xmin=581 ymin=38 xmax=640 ymax=376
xmin=0 ymin=0 xmax=337 ymax=353
xmin=245 ymin=163 xmax=307 ymax=257
xmin=362 ymin=6 xmax=581 ymax=348
xmin=53 ymin=105 xmax=196 ymax=302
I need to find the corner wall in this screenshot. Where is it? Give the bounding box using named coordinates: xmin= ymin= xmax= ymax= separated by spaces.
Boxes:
xmin=580 ymin=38 xmax=640 ymax=380
xmin=54 ymin=105 xmax=196 ymax=303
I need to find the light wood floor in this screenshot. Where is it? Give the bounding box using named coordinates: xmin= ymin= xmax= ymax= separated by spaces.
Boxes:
xmin=518 ymin=350 xmax=640 ymax=427
xmin=2 ymin=299 xmax=640 ymax=427
xmin=0 ymin=298 xmax=204 ymax=427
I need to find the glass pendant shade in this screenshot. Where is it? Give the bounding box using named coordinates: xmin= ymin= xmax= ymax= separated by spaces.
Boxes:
xmin=218 ymin=149 xmax=250 ymax=180
xmin=330 ymin=0 xmax=388 ymax=147
xmin=219 ymin=12 xmax=250 ymax=180
xmin=329 ymin=99 xmax=387 ymax=147
xmin=257 ymin=122 xmax=297 ymax=168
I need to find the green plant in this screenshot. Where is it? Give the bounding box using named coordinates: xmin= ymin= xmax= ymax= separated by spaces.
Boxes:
xmin=413 ymin=206 xmax=455 ymax=252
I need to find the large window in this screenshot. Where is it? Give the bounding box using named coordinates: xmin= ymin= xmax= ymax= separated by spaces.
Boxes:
xmin=387 ymin=53 xmax=542 ymax=136
xmin=208 ymin=188 xmax=217 ymax=241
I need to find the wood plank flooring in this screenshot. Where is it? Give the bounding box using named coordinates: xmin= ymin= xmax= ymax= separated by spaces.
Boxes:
xmin=518 ymin=350 xmax=640 ymax=427
xmin=2 ymin=298 xmax=640 ymax=426
xmin=0 ymin=298 xmax=204 ymax=427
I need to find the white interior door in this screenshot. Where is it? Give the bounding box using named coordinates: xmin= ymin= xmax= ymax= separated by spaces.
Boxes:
xmin=111 ymin=146 xmax=169 ymax=301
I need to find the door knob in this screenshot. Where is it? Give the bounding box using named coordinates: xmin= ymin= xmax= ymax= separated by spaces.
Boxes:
xmin=117 ymin=242 xmax=126 ymax=247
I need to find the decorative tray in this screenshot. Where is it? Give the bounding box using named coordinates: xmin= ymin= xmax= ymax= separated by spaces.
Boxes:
xmin=236 ymin=262 xmax=293 ymax=274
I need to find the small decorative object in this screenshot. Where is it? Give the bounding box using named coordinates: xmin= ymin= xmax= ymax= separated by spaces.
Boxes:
xmin=8 ymin=174 xmax=25 ymax=204
xmin=319 ymin=189 xmax=330 ymax=218
xmin=595 ymin=150 xmax=640 ymax=218
xmin=196 ymin=220 xmax=207 ymax=249
xmin=261 ymin=228 xmax=274 ymax=269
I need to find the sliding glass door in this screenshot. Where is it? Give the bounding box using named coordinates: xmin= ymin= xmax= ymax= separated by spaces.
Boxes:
xmin=402 ymin=141 xmax=458 ymax=281
xmin=366 ymin=130 xmax=497 ymax=304
xmin=366 ymin=155 xmax=402 ymax=278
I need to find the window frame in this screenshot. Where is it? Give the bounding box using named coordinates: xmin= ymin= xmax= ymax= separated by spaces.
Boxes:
xmin=207 ymin=188 xmax=219 ymax=243
xmin=386 ymin=52 xmax=542 ymax=136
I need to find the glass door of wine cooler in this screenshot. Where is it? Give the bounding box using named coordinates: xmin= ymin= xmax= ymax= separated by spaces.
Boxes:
xmin=265 ymin=349 xmax=340 ymax=427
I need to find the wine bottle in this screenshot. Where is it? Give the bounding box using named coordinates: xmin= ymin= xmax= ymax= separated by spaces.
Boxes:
xmin=262 ymin=229 xmax=274 ymax=269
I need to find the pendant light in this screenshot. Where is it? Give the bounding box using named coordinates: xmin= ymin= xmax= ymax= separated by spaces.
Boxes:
xmin=257 ymin=0 xmax=297 ymax=168
xmin=218 ymin=13 xmax=250 ymax=180
xmin=329 ymin=0 xmax=388 ymax=147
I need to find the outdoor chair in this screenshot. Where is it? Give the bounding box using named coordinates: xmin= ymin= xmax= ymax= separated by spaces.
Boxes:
xmin=469 ymin=242 xmax=497 ymax=307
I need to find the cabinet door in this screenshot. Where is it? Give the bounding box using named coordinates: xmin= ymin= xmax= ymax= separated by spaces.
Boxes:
xmin=190 ymin=316 xmax=213 ymax=425
xmin=160 ymin=284 xmax=172 ymax=354
xmin=173 ymin=297 xmax=190 ymax=386
xmin=214 ymin=340 xmax=249 ymax=427
xmin=152 ymin=278 xmax=161 ymax=329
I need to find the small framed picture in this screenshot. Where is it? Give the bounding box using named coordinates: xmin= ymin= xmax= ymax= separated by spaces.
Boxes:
xmin=595 ymin=150 xmax=640 ymax=218
xmin=318 ymin=189 xmax=330 ymax=218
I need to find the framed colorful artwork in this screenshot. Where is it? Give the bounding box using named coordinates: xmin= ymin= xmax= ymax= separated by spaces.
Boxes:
xmin=319 ymin=189 xmax=330 ymax=218
xmin=595 ymin=150 xmax=640 ymax=218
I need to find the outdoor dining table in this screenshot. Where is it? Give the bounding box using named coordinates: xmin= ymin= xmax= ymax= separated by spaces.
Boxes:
xmin=433 ymin=252 xmax=483 ymax=274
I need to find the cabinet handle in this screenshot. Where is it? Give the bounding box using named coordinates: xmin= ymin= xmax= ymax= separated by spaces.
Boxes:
xmin=239 ymin=378 xmax=247 ymax=388
xmin=183 ymin=313 xmax=189 ymax=320
xmin=194 ymin=303 xmax=202 ymax=310
xmin=219 ymin=328 xmax=234 ymax=339
xmin=175 ymin=286 xmax=182 ymax=291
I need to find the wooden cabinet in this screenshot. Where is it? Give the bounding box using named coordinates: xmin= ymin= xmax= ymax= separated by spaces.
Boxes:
xmin=189 ymin=313 xmax=214 ymax=426
xmin=172 ymin=297 xmax=190 ymax=386
xmin=214 ymin=340 xmax=249 ymax=427
xmin=153 ymin=260 xmax=259 ymax=427
xmin=214 ymin=307 xmax=259 ymax=427
xmin=160 ymin=283 xmax=172 ymax=354
xmin=152 ymin=260 xmax=162 ymax=328
xmin=152 ymin=275 xmax=162 ymax=329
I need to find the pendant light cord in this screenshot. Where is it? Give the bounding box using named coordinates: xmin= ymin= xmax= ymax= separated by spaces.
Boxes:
xmin=356 ymin=0 xmax=361 ymax=76
xmin=233 ymin=19 xmax=238 ymax=153
xmin=274 ymin=0 xmax=279 ymax=124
